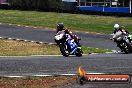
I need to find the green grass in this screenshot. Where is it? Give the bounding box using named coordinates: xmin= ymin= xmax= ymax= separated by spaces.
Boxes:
xmin=0 ymin=10 xmax=132 ymax=34
xmin=82 ymin=46 xmax=111 ymax=54
xmin=0 ymin=39 xmax=60 ymax=56
xmin=0 ymin=39 xmax=111 ymax=56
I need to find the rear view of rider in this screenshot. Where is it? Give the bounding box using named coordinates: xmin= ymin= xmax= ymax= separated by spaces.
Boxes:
xmin=56 ymin=23 xmax=81 ymax=47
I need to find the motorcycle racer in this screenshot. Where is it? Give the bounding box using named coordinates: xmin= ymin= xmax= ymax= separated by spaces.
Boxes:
xmin=111 ymin=24 xmax=131 ymax=52
xmin=56 ymin=23 xmax=81 ymax=47
xmin=112 ymin=24 xmax=130 ymax=36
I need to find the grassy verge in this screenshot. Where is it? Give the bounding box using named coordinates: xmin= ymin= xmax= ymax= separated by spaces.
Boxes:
xmin=0 ymin=39 xmax=60 ymax=56
xmin=0 ymin=10 xmax=132 ymax=34
xmin=0 ymin=76 xmax=76 ymax=88
xmin=0 ymin=39 xmax=111 ymax=56
xmin=82 ymin=46 xmax=111 ymax=54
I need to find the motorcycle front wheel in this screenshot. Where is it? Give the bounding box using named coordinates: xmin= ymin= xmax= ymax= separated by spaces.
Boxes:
xmin=122 ymin=43 xmax=130 ymax=54
xmin=59 ymin=44 xmax=69 ymax=57
xmin=76 ymin=48 xmax=83 ymax=57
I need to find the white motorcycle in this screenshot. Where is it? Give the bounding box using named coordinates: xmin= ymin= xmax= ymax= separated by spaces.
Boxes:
xmin=111 ymin=31 xmax=132 ymax=54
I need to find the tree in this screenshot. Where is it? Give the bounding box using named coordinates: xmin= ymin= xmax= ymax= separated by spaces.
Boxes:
xmin=8 ymin=0 xmax=62 ymax=11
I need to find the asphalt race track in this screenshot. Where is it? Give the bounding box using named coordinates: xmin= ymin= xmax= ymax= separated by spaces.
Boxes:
xmin=0 ymin=24 xmax=118 ymax=50
xmin=0 ymin=54 xmax=132 ymax=76
xmin=0 ymin=24 xmax=132 ymax=88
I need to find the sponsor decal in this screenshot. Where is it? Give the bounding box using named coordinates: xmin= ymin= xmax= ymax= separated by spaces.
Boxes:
xmin=77 ymin=66 xmax=130 ymax=85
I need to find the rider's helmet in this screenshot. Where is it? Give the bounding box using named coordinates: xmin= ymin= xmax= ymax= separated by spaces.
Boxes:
xmin=114 ymin=24 xmax=120 ymax=29
xmin=57 ymin=23 xmax=65 ymax=32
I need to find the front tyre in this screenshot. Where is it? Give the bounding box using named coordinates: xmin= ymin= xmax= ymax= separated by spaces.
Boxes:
xmin=59 ymin=44 xmax=69 ymax=57
xmin=76 ymin=48 xmax=83 ymax=57
xmin=122 ymin=43 xmax=130 ymax=54
xmin=124 ymin=47 xmax=130 ymax=54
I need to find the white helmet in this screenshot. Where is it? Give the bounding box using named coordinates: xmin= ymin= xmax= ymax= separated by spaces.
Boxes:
xmin=114 ymin=24 xmax=120 ymax=29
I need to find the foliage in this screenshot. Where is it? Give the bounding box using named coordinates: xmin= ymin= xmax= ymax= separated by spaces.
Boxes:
xmin=8 ymin=0 xmax=62 ymax=11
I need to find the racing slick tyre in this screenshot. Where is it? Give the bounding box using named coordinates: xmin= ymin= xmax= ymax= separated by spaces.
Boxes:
xmin=76 ymin=48 xmax=83 ymax=57
xmin=124 ymin=48 xmax=130 ymax=54
xmin=59 ymin=44 xmax=69 ymax=57
xmin=122 ymin=43 xmax=130 ymax=54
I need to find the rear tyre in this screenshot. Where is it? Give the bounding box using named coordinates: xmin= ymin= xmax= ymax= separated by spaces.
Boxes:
xmin=59 ymin=44 xmax=69 ymax=57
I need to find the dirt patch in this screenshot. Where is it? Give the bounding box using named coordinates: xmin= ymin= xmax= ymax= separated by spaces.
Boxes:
xmin=0 ymin=76 xmax=76 ymax=88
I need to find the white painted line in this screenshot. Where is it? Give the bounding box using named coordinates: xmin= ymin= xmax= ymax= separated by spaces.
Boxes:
xmin=16 ymin=39 xmax=21 ymax=41
xmin=17 ymin=25 xmax=21 ymax=26
xmin=0 ymin=56 xmax=34 ymax=57
xmin=8 ymin=38 xmax=13 ymax=40
xmin=33 ymin=75 xmax=53 ymax=77
xmin=39 ymin=42 xmax=44 ymax=44
xmin=31 ymin=54 xmax=89 ymax=57
xmin=85 ymin=32 xmax=89 ymax=34
xmin=24 ymin=40 xmax=28 ymax=42
xmin=32 ymin=54 xmax=88 ymax=57
xmin=0 ymin=54 xmax=59 ymax=57
xmin=5 ymin=76 xmax=24 ymax=78
xmin=87 ymin=73 xmax=105 ymax=75
xmin=33 ymin=27 xmax=37 ymax=28
xmin=82 ymin=54 xmax=89 ymax=55
xmin=31 ymin=41 xmax=35 ymax=43
xmin=96 ymin=33 xmax=101 ymax=35
xmin=112 ymin=50 xmax=118 ymax=53
xmin=9 ymin=24 xmax=13 ymax=25
xmin=25 ymin=26 xmax=29 ymax=28
xmin=59 ymin=74 xmax=76 ymax=76
xmin=1 ymin=73 xmax=107 ymax=78
xmin=31 ymin=55 xmax=62 ymax=56
xmin=0 ymin=23 xmax=2 ymax=24
xmin=105 ymin=52 xmax=114 ymax=54
xmin=0 ymin=55 xmax=62 ymax=57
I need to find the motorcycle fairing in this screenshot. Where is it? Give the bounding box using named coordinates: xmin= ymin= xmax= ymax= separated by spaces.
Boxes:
xmin=66 ymin=38 xmax=77 ymax=54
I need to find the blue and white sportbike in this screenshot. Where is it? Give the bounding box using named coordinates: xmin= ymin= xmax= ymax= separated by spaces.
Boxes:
xmin=55 ymin=30 xmax=83 ymax=57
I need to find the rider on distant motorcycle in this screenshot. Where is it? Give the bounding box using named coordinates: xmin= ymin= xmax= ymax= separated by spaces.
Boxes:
xmin=112 ymin=24 xmax=131 ymax=51
xmin=112 ymin=24 xmax=130 ymax=35
xmin=56 ymin=23 xmax=81 ymax=47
